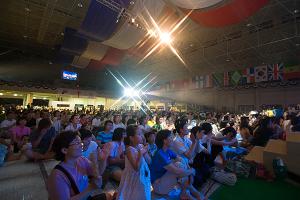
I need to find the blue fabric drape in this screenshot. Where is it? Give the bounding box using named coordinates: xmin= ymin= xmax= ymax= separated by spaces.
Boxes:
xmin=79 ymin=0 xmax=131 ymax=41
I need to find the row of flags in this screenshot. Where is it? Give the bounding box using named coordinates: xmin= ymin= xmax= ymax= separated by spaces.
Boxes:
xmin=160 ymin=63 xmax=300 ymax=91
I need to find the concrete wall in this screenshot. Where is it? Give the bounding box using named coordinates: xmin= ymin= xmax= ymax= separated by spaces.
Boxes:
xmin=156 ymin=84 xmax=300 ymax=112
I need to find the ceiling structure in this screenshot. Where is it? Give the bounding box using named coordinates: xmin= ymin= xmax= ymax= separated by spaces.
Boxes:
xmin=0 ymin=0 xmax=299 ymax=94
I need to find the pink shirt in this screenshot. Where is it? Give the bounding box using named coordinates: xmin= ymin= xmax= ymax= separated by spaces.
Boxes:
xmin=11 ymin=126 xmax=30 ymax=140
xmin=47 ymin=157 xmax=93 ymax=200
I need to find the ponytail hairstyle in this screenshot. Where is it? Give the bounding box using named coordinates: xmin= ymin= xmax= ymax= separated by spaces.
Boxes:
xmin=124 ymin=125 xmax=137 ymax=146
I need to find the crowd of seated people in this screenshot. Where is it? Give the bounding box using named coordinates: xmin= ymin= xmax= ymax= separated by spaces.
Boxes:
xmin=0 ymin=105 xmax=300 ymax=199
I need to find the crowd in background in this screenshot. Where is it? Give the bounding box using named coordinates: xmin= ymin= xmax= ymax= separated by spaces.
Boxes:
xmin=0 ymin=105 xmax=300 ymax=200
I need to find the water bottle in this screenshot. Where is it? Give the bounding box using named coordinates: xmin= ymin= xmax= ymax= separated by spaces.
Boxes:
xmin=273 ymin=157 xmax=287 ymax=180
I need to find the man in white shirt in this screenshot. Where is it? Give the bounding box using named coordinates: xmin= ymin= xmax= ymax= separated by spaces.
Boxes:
xmin=92 ymin=114 xmax=101 ymax=129
xmin=112 ymin=114 xmax=125 ymax=132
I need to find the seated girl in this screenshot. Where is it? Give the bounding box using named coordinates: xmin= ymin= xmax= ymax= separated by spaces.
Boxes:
xmin=102 ymin=127 xmax=125 ymax=182
xmin=150 ymin=130 xmax=204 ymax=200
xmin=11 ymin=117 xmax=30 ymax=153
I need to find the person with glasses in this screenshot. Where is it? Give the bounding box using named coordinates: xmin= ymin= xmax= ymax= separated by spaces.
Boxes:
xmin=47 ymin=131 xmax=111 ymax=200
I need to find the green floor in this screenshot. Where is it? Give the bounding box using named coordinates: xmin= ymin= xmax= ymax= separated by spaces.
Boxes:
xmin=210 ymin=178 xmax=300 ymax=200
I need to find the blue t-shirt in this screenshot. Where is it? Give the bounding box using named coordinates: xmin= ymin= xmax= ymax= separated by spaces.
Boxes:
xmin=96 ymin=131 xmax=113 ymax=144
xmin=150 ymin=149 xmax=177 ymax=183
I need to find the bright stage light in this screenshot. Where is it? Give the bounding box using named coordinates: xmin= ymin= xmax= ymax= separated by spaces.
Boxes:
xmin=124 ymin=88 xmax=139 ymax=97
xmin=160 ymin=32 xmax=172 ymax=44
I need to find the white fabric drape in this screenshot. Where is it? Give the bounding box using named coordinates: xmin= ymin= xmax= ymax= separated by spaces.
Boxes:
xmin=168 ymin=0 xmax=224 ymax=9
xmin=103 ymin=0 xmax=165 ymax=49
xmin=82 ymin=41 xmax=108 ymax=60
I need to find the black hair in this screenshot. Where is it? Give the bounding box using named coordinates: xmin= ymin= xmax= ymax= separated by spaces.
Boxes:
xmin=124 ymin=125 xmax=137 ymax=146
xmin=145 ymin=131 xmax=156 ymax=143
xmin=16 ymin=117 xmax=27 ymax=125
xmin=69 ymin=114 xmax=78 ymax=123
xmin=104 ymin=120 xmax=113 ymax=128
xmin=190 ymin=126 xmax=202 ymax=138
xmin=113 ymin=128 xmax=125 ymax=142
xmin=222 ymin=126 xmax=237 ymax=137
xmin=201 ymin=122 xmax=212 ymax=134
xmin=52 ymin=131 xmax=78 ymax=161
xmin=175 ymin=118 xmax=187 ymax=133
xmin=37 ymin=118 xmax=51 ymax=132
xmin=127 ymin=119 xmax=136 ymax=126
xmin=80 ymin=114 xmax=86 ymax=118
xmin=155 ymin=129 xmax=171 ymax=149
xmin=139 ymin=116 xmax=146 ymax=125
xmin=79 ymin=128 xmax=93 ymax=140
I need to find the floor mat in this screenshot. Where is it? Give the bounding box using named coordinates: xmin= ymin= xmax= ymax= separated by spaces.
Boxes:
xmin=210 ymin=178 xmax=300 ymax=200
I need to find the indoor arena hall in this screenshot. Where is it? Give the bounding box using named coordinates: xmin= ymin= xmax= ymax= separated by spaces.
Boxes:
xmin=0 ymin=0 xmax=300 ymax=200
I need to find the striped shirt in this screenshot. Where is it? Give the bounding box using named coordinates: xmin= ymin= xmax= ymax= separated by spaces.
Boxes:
xmin=96 ymin=131 xmax=113 ymax=144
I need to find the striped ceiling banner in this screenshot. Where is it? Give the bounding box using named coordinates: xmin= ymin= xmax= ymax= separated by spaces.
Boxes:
xmin=169 ymin=0 xmax=224 ymax=9
xmin=72 ymin=56 xmax=91 ymax=69
xmin=103 ymin=0 xmax=165 ymax=50
xmin=81 ymin=41 xmax=108 ymax=60
xmin=87 ymin=47 xmax=125 ymax=70
xmin=184 ymin=0 xmax=269 ymax=27
xmin=79 ymin=0 xmax=131 ymax=41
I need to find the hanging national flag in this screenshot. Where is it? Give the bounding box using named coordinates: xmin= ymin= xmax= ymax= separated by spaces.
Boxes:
xmin=199 ymin=75 xmax=205 ymax=88
xmin=254 ymin=65 xmax=268 ymax=82
xmin=224 ymin=72 xmax=229 ymax=86
xmin=204 ymin=74 xmax=213 ymax=88
xmin=192 ymin=75 xmax=200 ymax=89
xmin=183 ymin=79 xmax=189 ymax=89
xmin=283 ymin=64 xmax=300 ymax=80
xmin=241 ymin=67 xmax=255 ymax=84
xmin=213 ymin=72 xmax=223 ymax=87
xmin=230 ymin=71 xmax=242 ymax=85
xmin=165 ymin=81 xmax=171 ymax=91
xmin=268 ymin=63 xmax=283 ymax=81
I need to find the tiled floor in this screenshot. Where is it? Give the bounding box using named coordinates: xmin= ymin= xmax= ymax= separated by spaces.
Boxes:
xmin=0 ymin=159 xmax=219 ymax=200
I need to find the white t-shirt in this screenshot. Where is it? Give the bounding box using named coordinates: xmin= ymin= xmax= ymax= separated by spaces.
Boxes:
xmin=171 ymin=134 xmax=192 ymax=164
xmin=82 ymin=141 xmax=98 ymax=159
xmin=0 ymin=119 xmax=16 ymax=128
xmin=137 ymin=124 xmax=151 ymax=136
xmin=112 ymin=123 xmax=126 ymax=132
xmin=65 ymin=123 xmax=81 ymax=132
xmin=92 ymin=118 xmax=101 ymax=127
xmin=103 ymin=141 xmax=125 ymax=158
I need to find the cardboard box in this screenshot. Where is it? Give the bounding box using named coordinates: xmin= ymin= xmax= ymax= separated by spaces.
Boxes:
xmin=245 ymin=146 xmax=264 ymax=164
xmin=286 ymin=133 xmax=300 ymax=156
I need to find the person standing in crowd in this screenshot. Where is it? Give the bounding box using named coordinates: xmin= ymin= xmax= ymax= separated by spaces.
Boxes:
xmin=112 ymin=114 xmax=126 ymax=132
xmin=52 ymin=111 xmax=62 ymax=134
xmin=65 ymin=115 xmax=81 ymax=132
xmin=11 ymin=117 xmax=30 ymax=153
xmin=103 ymin=128 xmax=126 ymax=182
xmin=25 ymin=118 xmax=55 ymax=160
xmin=117 ymin=125 xmax=151 ymax=200
xmin=96 ymin=120 xmax=113 ymax=145
xmin=47 ymin=131 xmax=111 ymax=200
xmin=150 ymin=130 xmax=204 ymax=200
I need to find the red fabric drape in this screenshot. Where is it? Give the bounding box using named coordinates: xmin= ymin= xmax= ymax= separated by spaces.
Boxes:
xmin=184 ymin=0 xmax=269 ymax=27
